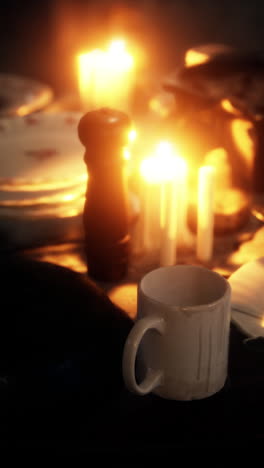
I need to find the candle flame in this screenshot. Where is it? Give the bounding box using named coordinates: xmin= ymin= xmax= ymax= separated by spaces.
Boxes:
xmin=128 ymin=129 xmax=137 ymax=143
xmin=140 ymin=141 xmax=187 ymax=183
xmin=77 ymin=39 xmax=134 ymax=110
xmin=109 ymin=39 xmax=126 ymax=54
xmin=123 ymin=148 xmax=131 ymax=161
xmin=77 ymin=49 xmax=103 ymax=91
xmin=108 ymin=39 xmax=134 ymax=71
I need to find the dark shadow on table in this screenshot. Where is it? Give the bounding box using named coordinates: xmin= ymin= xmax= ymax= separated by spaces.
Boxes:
xmin=0 ymin=254 xmax=262 ymax=456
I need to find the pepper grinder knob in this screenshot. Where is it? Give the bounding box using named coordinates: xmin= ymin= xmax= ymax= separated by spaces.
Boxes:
xmin=78 ymin=108 xmax=132 ymax=282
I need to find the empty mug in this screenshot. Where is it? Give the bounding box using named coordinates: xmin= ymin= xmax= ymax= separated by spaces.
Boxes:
xmin=122 ymin=265 xmax=231 ymax=400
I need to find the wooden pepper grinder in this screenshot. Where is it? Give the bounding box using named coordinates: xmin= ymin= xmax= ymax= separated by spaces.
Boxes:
xmin=78 ymin=108 xmax=132 ymax=282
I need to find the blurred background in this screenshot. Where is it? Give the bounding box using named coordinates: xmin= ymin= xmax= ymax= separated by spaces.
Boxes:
xmin=1 ymin=0 xmax=264 ymax=94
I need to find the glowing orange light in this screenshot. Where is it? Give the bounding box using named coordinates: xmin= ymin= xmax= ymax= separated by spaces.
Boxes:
xmin=61 ymin=193 xmax=76 ymax=202
xmin=123 ymin=148 xmax=130 ymax=161
xmin=140 ymin=141 xmax=186 ymax=184
xmin=108 ymin=39 xmax=134 ymax=71
xmin=0 ymin=173 xmax=87 ymax=220
xmin=185 ymin=44 xmax=234 ymax=68
xmin=221 ymin=99 xmax=241 ymax=116
xmin=204 ymin=147 xmax=232 ymax=190
xmin=17 ymin=105 xmax=32 ymax=117
xmin=108 ymin=283 xmax=137 ymax=319
xmin=28 ymin=244 xmax=87 ymax=273
xmin=128 ymin=129 xmax=137 ymax=143
xmin=15 ymin=88 xmax=53 ymax=116
xmin=0 ymin=173 xmax=88 ymax=192
xmin=77 ymin=39 xmax=135 ymax=111
xmin=261 ymin=317 xmax=264 ymax=328
xmin=231 ymin=119 xmax=255 ymax=170
xmin=39 ymin=252 xmax=87 ymax=273
xmin=49 ymin=198 xmax=85 ymax=218
xmin=0 ymin=186 xmax=84 ymax=207
xmin=185 ymin=49 xmax=210 ymax=67
xmin=149 ymin=95 xmax=171 ymax=118
xmin=122 ymin=129 xmax=137 ymax=161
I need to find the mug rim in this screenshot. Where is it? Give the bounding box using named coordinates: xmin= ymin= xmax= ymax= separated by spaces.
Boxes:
xmin=139 ymin=264 xmax=231 ymax=311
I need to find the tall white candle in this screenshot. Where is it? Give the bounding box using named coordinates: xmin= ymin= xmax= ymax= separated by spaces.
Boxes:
xmin=139 ymin=156 xmax=163 ymax=251
xmin=160 ymin=154 xmax=188 ymax=266
xmin=176 ymin=161 xmax=194 ymax=248
xmin=160 ymin=179 xmax=180 ymax=266
xmin=142 ymin=180 xmax=153 ymax=250
xmin=196 ymin=166 xmax=215 ymax=263
xmin=139 ymin=143 xmax=188 ymax=260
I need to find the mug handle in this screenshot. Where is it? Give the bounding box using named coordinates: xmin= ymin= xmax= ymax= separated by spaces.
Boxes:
xmin=122 ymin=316 xmax=165 ymax=395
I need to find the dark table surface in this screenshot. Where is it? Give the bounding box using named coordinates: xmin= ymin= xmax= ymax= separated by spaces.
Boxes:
xmin=9 ymin=325 xmax=264 ymax=457
xmin=3 ymin=253 xmax=263 ymax=456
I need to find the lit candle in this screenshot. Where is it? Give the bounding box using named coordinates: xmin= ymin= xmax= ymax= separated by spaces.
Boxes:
xmin=139 ymin=157 xmax=162 ymax=251
xmin=160 ymin=179 xmax=179 ymax=266
xmin=138 ymin=142 xmax=189 ymax=259
xmin=77 ymin=39 xmax=134 ymax=112
xmin=142 ymin=181 xmax=154 ymax=250
xmin=77 ymin=49 xmax=103 ymax=110
xmin=160 ymin=155 xmax=187 ymax=266
xmin=139 ymin=142 xmax=177 ymax=252
xmin=196 ymin=166 xmax=215 ymax=263
xmin=175 ymin=159 xmax=193 ymax=248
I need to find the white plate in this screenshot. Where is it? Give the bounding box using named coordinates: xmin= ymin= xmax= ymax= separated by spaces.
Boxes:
xmin=0 ymin=73 xmax=53 ymax=117
xmin=229 ymin=257 xmax=264 ymax=337
xmin=231 ymin=309 xmax=264 ymax=338
xmin=0 ymin=112 xmax=85 ymax=194
xmin=0 ymin=112 xmax=86 ymax=248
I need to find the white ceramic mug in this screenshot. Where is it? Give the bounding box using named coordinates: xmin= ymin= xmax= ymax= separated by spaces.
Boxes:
xmin=122 ymin=265 xmax=231 ymax=400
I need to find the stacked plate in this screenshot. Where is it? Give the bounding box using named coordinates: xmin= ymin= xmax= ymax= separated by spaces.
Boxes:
xmin=0 ymin=112 xmax=87 ymax=248
xmin=229 ymin=257 xmax=264 ymax=338
xmin=0 ymin=73 xmax=53 ymax=117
